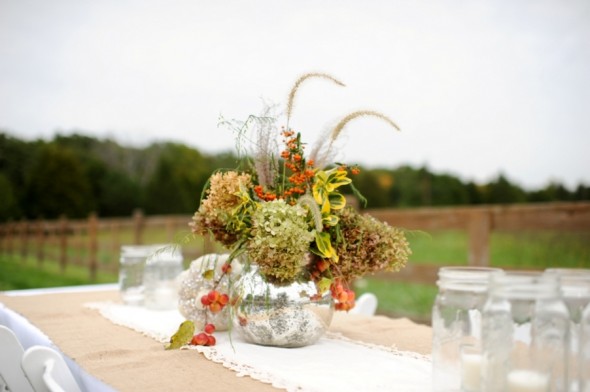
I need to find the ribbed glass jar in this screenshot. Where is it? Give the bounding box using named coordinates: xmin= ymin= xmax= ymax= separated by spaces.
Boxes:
xmin=547 ymin=268 xmax=590 ymax=392
xmin=431 ymin=266 xmax=502 ymax=392
xmin=481 ymin=271 xmax=569 ymax=392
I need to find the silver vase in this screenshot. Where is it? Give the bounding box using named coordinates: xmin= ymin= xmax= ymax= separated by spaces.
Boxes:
xmin=232 ymin=265 xmax=334 ymax=348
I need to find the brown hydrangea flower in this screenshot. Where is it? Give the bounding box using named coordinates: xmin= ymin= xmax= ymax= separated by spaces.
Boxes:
xmin=190 ymin=171 xmax=252 ymax=247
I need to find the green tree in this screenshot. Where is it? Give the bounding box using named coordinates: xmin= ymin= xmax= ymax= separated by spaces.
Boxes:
xmin=144 ymin=143 xmax=211 ymax=214
xmin=25 ymin=144 xmax=95 ymax=218
xmin=431 ymin=174 xmax=469 ymax=206
xmin=484 ymin=174 xmax=527 ymax=204
xmin=0 ymin=173 xmax=19 ymax=220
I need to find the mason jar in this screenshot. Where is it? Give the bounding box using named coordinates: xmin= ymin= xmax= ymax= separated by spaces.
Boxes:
xmin=432 ymin=266 xmax=502 ymax=392
xmin=481 ymin=271 xmax=569 ymax=392
xmin=546 ymin=268 xmax=590 ymax=392
xmin=581 ymin=303 xmax=590 ymax=392
xmin=143 ymin=244 xmax=184 ymax=310
xmin=118 ymin=245 xmax=154 ymax=306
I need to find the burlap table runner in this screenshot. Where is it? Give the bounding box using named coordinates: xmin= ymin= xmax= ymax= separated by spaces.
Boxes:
xmin=0 ymin=290 xmax=432 ymax=391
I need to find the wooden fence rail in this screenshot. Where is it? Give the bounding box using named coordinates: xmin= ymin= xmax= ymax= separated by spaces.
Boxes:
xmin=1 ymin=202 xmax=589 ymax=283
xmin=368 ymin=201 xmax=590 ymax=284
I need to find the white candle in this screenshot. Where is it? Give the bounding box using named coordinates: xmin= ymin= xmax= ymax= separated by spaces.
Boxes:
xmin=461 ymin=352 xmax=482 ymax=391
xmin=147 ymin=286 xmax=178 ymax=310
xmin=507 ymin=370 xmax=549 ymax=392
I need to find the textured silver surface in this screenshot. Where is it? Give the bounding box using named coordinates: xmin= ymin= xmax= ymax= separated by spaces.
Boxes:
xmin=178 ymin=254 xmax=240 ymax=331
xmin=233 ymin=266 xmax=334 ymax=348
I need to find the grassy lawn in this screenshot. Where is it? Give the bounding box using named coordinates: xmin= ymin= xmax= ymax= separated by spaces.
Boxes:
xmin=0 ymin=255 xmax=117 ymax=291
xmin=1 ymin=228 xmax=588 ymax=324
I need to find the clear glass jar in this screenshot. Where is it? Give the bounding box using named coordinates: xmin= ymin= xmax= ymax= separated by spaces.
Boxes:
xmin=581 ymin=303 xmax=590 ymax=392
xmin=432 ymin=266 xmax=502 ymax=392
xmin=481 ymin=271 xmax=569 ymax=392
xmin=118 ymin=245 xmax=154 ymax=306
xmin=546 ymin=268 xmax=590 ymax=392
xmin=143 ymin=244 xmax=184 ymax=310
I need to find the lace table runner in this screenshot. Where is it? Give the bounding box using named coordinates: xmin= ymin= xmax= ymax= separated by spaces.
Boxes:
xmin=86 ymin=302 xmax=432 ymax=392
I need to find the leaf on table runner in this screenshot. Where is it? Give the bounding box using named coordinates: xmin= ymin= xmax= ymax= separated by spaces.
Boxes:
xmin=202 ymin=269 xmax=215 ymax=280
xmin=165 ymin=320 xmax=195 ymax=350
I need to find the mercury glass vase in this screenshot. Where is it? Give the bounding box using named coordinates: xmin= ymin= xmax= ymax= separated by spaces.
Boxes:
xmin=232 ymin=265 xmax=334 ymax=348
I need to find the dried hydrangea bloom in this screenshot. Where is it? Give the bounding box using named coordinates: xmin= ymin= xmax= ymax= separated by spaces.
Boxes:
xmin=334 ymin=207 xmax=411 ymax=283
xmin=246 ymin=200 xmax=314 ymax=283
xmin=190 ymin=171 xmax=252 ymax=246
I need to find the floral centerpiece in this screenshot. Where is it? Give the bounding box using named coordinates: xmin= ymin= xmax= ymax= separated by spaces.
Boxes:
xmin=168 ymin=73 xmax=411 ymax=349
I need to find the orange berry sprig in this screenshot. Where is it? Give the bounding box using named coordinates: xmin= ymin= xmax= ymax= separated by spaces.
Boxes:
xmin=190 ymin=262 xmax=234 ymax=347
xmin=278 ymin=128 xmax=315 ymax=203
xmin=330 ymin=281 xmax=356 ymax=311
xmin=200 ymin=289 xmax=229 ymax=313
xmin=190 ymin=323 xmax=217 ymax=346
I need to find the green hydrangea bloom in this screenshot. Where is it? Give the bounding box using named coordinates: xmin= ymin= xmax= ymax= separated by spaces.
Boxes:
xmin=246 ymin=200 xmax=314 ymax=283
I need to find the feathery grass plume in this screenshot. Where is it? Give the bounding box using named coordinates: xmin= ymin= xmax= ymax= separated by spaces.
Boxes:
xmin=308 ymin=125 xmax=338 ymax=170
xmin=286 ymin=73 xmax=345 ymax=126
xmin=297 ymin=194 xmax=323 ymax=232
xmin=331 ymin=110 xmax=400 ymax=141
xmin=310 ymin=110 xmax=400 ymax=169
xmin=253 ymin=103 xmax=280 ymax=188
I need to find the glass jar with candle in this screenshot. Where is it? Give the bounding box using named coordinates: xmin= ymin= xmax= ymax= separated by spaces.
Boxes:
xmin=581 ymin=303 xmax=590 ymax=392
xmin=143 ymin=244 xmax=184 ymax=310
xmin=119 ymin=245 xmax=154 ymax=306
xmin=481 ymin=271 xmax=569 ymax=392
xmin=546 ymin=268 xmax=590 ymax=392
xmin=432 ymin=266 xmax=502 ymax=392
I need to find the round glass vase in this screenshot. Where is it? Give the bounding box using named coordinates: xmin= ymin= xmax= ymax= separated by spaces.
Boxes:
xmin=232 ymin=265 xmax=334 ymax=348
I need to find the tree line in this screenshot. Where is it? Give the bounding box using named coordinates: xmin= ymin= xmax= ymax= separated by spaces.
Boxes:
xmin=0 ymin=131 xmax=588 ymax=222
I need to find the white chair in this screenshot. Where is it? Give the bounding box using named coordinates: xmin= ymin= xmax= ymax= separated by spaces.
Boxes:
xmin=0 ymin=325 xmax=35 ymax=392
xmin=350 ymin=292 xmax=378 ymax=316
xmin=21 ymin=346 xmax=82 ymax=392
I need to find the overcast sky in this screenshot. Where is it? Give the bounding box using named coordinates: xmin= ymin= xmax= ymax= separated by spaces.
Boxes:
xmin=1 ymin=0 xmax=589 ymax=190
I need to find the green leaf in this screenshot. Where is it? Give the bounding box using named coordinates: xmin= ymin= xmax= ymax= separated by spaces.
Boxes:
xmin=317 ymin=277 xmax=332 ymax=294
xmin=322 ymin=214 xmax=339 ymax=226
xmin=202 ymin=269 xmax=215 ymax=280
xmin=313 ymin=185 xmax=326 ymax=205
xmin=326 ymin=170 xmax=352 ymax=189
xmin=165 ymin=320 xmax=195 ymax=350
xmin=314 ymin=232 xmax=338 ymax=261
xmin=328 ymin=193 xmax=346 ymax=210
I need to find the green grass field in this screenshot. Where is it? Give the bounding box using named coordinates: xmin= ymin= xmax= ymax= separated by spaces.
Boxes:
xmin=1 ymin=228 xmax=589 ymax=324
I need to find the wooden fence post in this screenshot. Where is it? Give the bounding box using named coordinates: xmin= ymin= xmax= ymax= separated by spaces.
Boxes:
xmin=36 ymin=218 xmax=45 ymax=265
xmin=111 ymin=220 xmax=120 ymax=260
xmin=467 ymin=210 xmax=491 ymax=267
xmin=133 ymin=209 xmax=144 ymax=245
xmin=88 ymin=213 xmax=98 ymax=281
xmin=5 ymin=222 xmax=14 ymax=255
xmin=59 ymin=215 xmax=68 ymax=272
xmin=20 ymin=220 xmax=29 ymax=260
xmin=166 ymin=217 xmax=174 ymax=242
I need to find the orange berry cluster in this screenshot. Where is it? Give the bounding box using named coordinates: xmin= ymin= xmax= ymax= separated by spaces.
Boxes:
xmin=310 ymin=259 xmax=330 ymax=281
xmin=337 ymin=163 xmax=361 ymax=176
xmin=253 ymin=185 xmax=277 ymax=201
xmin=330 ymin=281 xmax=356 ymax=311
xmin=200 ymin=290 xmax=229 ymax=313
xmin=190 ymin=323 xmax=216 ymax=346
xmin=280 ymin=129 xmax=315 ymax=201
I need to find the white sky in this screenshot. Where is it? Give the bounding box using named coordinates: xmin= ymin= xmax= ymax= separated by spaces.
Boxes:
xmin=1 ymin=0 xmax=589 ymax=189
